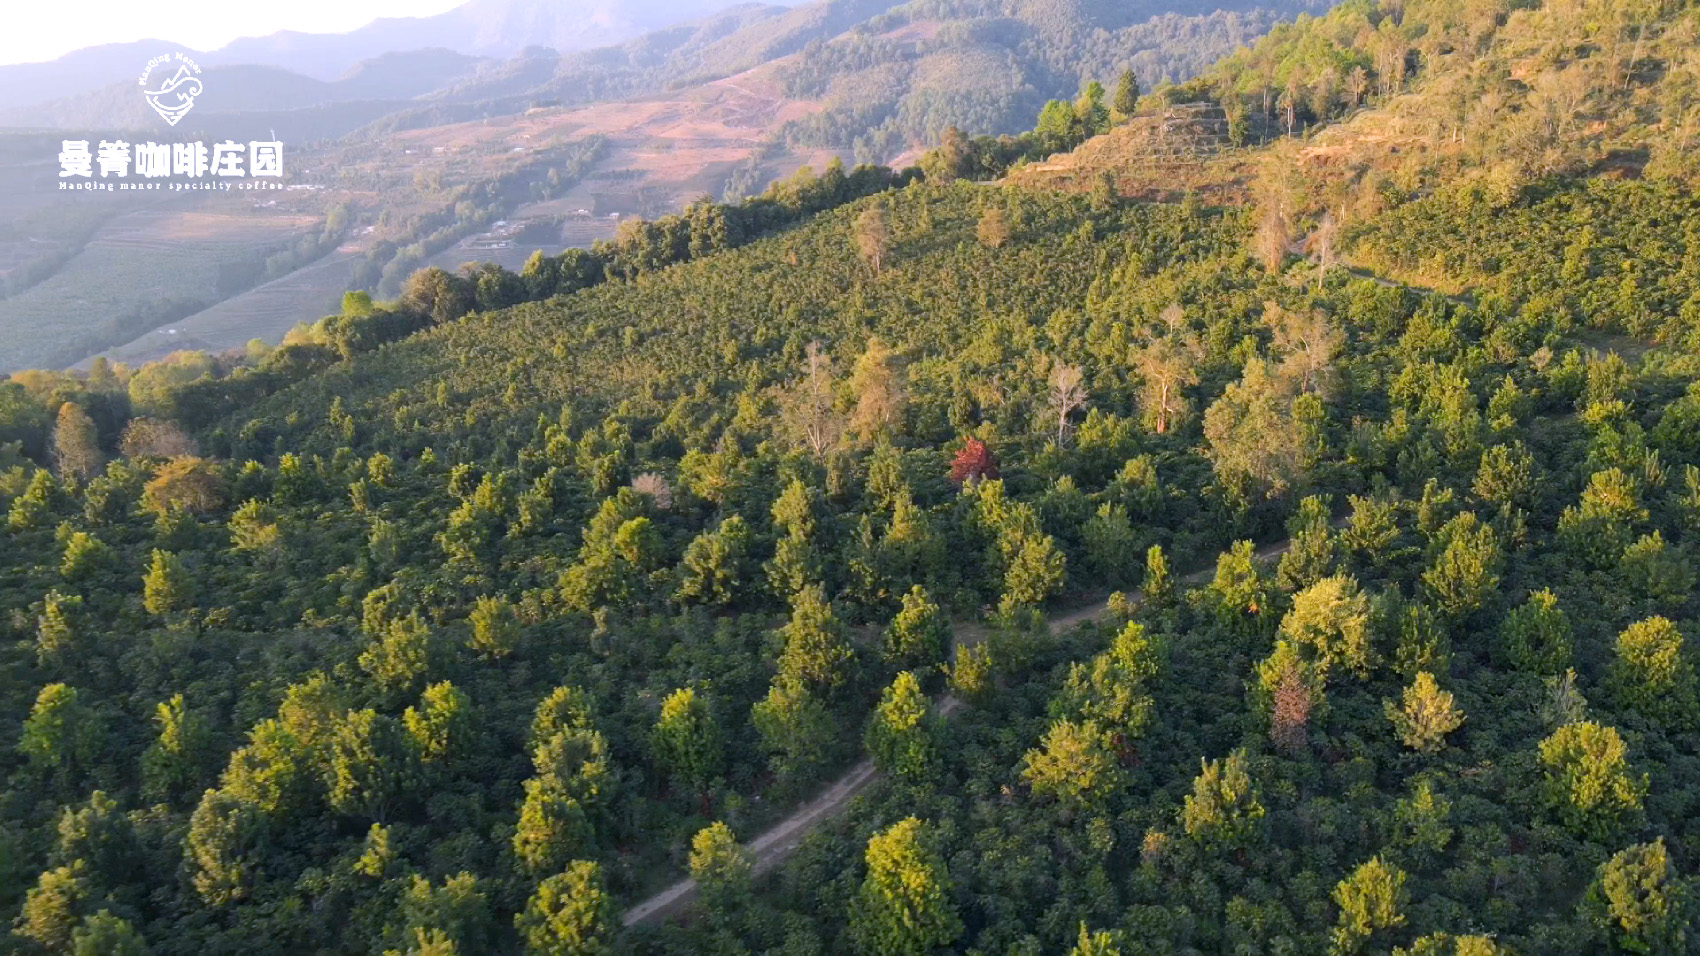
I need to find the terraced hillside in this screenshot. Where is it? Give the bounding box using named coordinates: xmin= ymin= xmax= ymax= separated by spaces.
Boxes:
xmin=0 ymin=207 xmax=323 ymax=372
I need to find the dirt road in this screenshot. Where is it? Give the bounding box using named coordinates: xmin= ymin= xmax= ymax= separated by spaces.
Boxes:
xmin=621 ymin=534 xmax=1296 ymax=929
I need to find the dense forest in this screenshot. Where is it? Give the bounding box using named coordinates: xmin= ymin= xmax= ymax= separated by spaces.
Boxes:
xmin=772 ymin=2 xmax=1301 ymax=159
xmin=6 ymin=0 xmax=1700 ymax=954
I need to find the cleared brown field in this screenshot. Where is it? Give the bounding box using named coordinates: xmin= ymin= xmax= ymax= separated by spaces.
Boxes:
xmin=386 ymin=65 xmax=838 ymax=211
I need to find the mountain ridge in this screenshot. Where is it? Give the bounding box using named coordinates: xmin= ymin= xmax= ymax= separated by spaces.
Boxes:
xmin=0 ymin=0 xmax=797 ymax=115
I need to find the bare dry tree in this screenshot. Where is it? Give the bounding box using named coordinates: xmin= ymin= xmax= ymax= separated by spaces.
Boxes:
xmin=1312 ymin=208 xmax=1341 ymax=289
xmin=1159 ymin=302 xmax=1186 ymax=337
xmin=1466 ymin=85 xmax=1507 ymax=156
xmin=1346 ymin=65 xmax=1370 ymax=108
xmin=1374 ymin=28 xmax=1408 ymax=97
xmin=1266 ymin=301 xmax=1344 ymax=397
xmin=1251 ymin=151 xmax=1298 ymax=274
xmin=785 ymin=341 xmax=842 ymax=459
xmin=1623 ymin=0 xmax=1660 ymax=91
xmin=1202 ymin=357 xmax=1306 ymax=499
xmin=1047 ymin=363 xmax=1089 ymax=447
xmin=1134 ymin=335 xmax=1202 ymax=435
xmin=853 ymin=205 xmax=891 ymax=274
xmin=120 ymin=417 xmax=198 ymax=459
xmin=630 ymin=473 xmax=674 ymax=510
xmin=1310 ymin=66 xmax=1339 ymax=120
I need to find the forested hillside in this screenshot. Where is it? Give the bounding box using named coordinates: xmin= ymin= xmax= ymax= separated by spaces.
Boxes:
xmin=365 ymin=0 xmax=1337 ymax=158
xmin=5 ymin=1 xmax=1700 ymax=955
xmin=1012 ymin=0 xmax=1700 ymax=202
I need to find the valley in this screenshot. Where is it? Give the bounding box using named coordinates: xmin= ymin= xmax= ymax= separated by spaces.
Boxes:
xmin=0 ymin=0 xmax=1334 ymax=373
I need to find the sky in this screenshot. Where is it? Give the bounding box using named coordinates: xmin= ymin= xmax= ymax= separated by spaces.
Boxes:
xmin=2 ymin=0 xmax=467 ymax=65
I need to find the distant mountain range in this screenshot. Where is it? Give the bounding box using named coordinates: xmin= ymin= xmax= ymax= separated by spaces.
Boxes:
xmin=1 ymin=53 xmax=487 ymax=133
xmin=0 ymin=0 xmax=790 ymax=116
xmin=2 ymin=0 xmax=1334 ymax=146
xmin=211 ymin=0 xmax=784 ymax=76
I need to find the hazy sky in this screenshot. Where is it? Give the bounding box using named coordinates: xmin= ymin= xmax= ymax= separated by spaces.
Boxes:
xmin=4 ymin=0 xmax=467 ymax=65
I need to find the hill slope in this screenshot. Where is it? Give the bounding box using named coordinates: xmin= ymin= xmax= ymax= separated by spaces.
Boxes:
xmin=5 ymin=3 xmax=1700 ymax=955
xmin=1013 ymin=0 xmax=1700 ymax=205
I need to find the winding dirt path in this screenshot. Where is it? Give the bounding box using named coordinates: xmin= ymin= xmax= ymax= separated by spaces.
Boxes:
xmin=622 ymin=534 xmax=1297 ymax=929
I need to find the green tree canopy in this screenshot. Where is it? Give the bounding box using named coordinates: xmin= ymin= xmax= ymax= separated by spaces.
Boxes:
xmin=851 ymin=818 xmax=963 ymax=956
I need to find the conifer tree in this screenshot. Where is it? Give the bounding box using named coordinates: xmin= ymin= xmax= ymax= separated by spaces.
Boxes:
xmin=325 ymin=708 xmax=411 ymax=821
xmin=71 ymin=910 xmax=149 ymax=956
xmin=35 ymin=590 xmax=80 ymax=671
xmin=851 ymin=818 xmax=962 ymax=956
xmin=1422 ymin=513 xmax=1503 ymax=618
xmin=1332 ymin=857 xmax=1409 ymax=955
xmin=690 ymin=821 xmax=751 ymax=918
xmin=467 ymin=595 xmax=519 ymax=659
xmin=1385 ymin=671 xmax=1465 ymax=754
xmin=142 ymin=694 xmax=212 ymax=805
xmin=1280 ymin=575 xmax=1374 ymax=680
xmin=1276 ymin=494 xmax=1336 ymax=591
xmin=1500 ymin=589 xmax=1572 ymax=675
xmin=1391 ymin=777 xmax=1453 ymax=861
xmin=404 ymin=681 xmax=473 ymax=766
xmin=880 ymin=492 xmax=941 ymax=594
xmin=1142 ymin=543 xmax=1174 ymax=611
xmin=1585 ymin=839 xmax=1687 ymax=955
xmin=1000 ymin=533 xmax=1065 ymax=612
xmin=751 ymin=678 xmax=836 ymax=786
xmin=1182 ymin=749 xmax=1265 ymax=848
xmin=865 ymin=671 xmax=934 ymax=781
xmin=516 ymin=861 xmax=611 ymax=956
xmin=1057 ymin=621 xmax=1161 ymax=742
xmin=1113 ymin=68 xmax=1140 ymax=118
xmin=884 ymin=585 xmax=948 ymax=672
xmin=676 ymin=515 xmax=749 ymax=607
xmin=142 ymin=549 xmax=193 ymax=618
xmin=777 ymin=584 xmax=856 ymax=691
xmin=1083 ymin=502 xmax=1137 ymax=585
xmin=1022 ymin=719 xmax=1120 ymax=813
xmin=1072 ymin=923 xmax=1127 ymax=956
xmin=186 ymin=790 xmax=264 ymax=906
xmin=16 ymin=864 xmax=88 ymax=953
xmin=359 ymin=612 xmax=433 ymax=698
xmin=20 ymin=683 xmax=99 ymax=792
xmin=1608 ymin=616 xmax=1699 ymax=728
xmin=650 ymin=687 xmax=723 ymax=804
xmin=1539 ymin=721 xmax=1647 ymax=839
xmin=59 ymin=531 xmax=110 ymax=584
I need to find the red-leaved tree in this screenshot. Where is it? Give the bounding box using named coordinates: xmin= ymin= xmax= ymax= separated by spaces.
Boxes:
xmin=949 ymin=438 xmax=999 ymax=485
